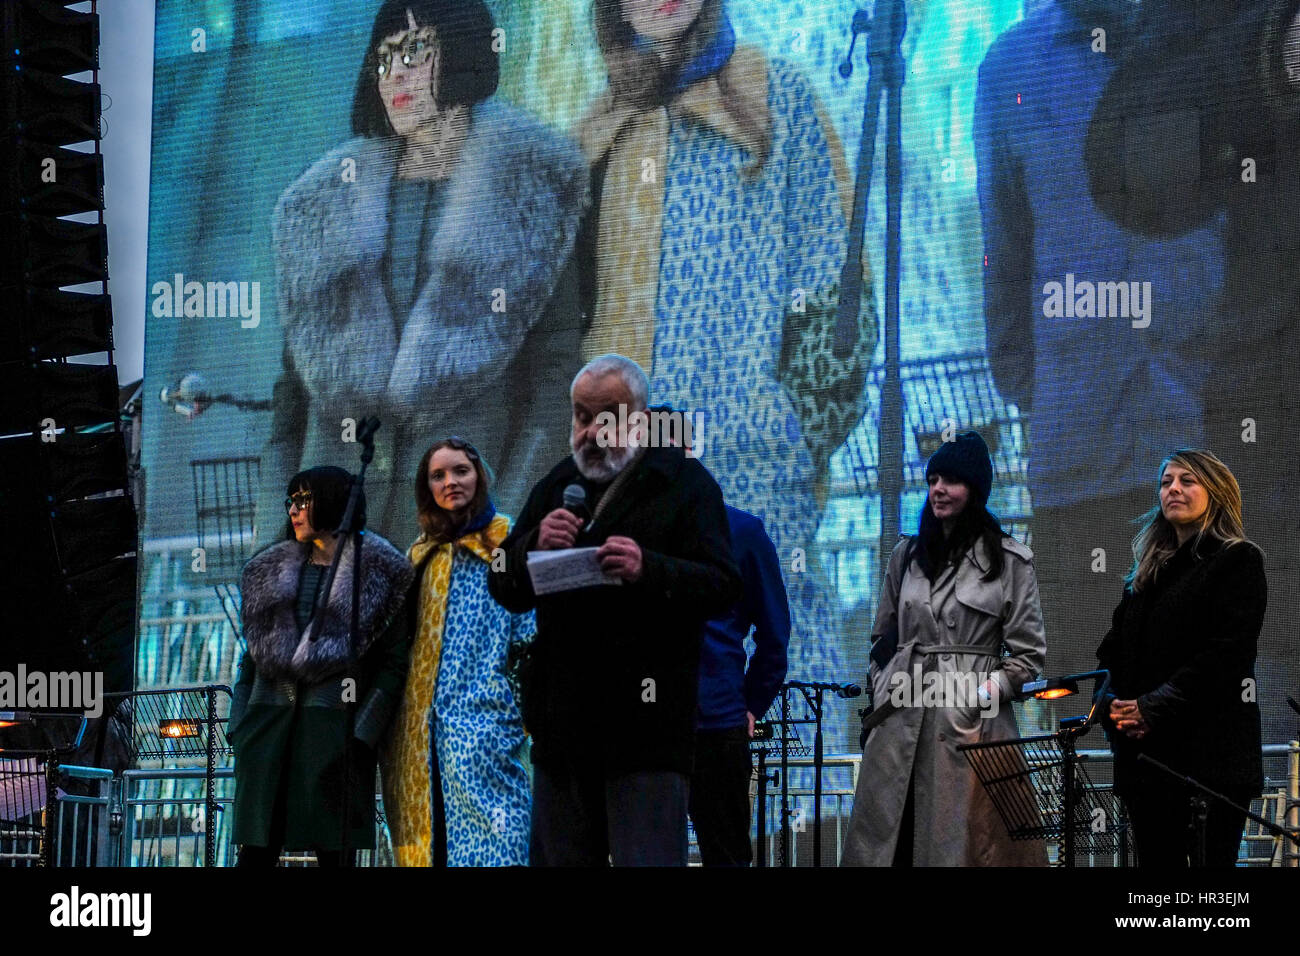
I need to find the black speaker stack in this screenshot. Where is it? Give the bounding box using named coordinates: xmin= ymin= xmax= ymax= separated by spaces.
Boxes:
xmin=0 ymin=1 xmax=135 ymax=696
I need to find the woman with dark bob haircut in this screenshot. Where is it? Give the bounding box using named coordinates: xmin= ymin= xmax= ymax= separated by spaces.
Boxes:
xmin=258 ymin=0 xmax=589 ymax=545
xmin=382 ymin=438 xmax=535 ymax=866
xmin=350 ymin=0 xmax=499 ymax=134
xmin=230 ymin=465 xmax=413 ymax=866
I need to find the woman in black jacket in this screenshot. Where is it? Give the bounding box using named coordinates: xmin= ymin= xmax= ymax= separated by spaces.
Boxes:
xmin=1096 ymin=449 xmax=1266 ymax=867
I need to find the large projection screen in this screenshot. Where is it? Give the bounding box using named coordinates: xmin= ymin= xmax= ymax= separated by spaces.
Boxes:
xmin=140 ymin=0 xmax=1300 ymax=758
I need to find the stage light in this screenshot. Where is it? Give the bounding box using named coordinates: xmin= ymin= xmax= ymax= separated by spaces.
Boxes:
xmin=0 ymin=712 xmax=36 ymax=749
xmin=159 ymin=719 xmax=202 ymax=740
xmin=1024 ymin=677 xmax=1080 ymax=700
xmin=1021 ymin=671 xmax=1113 ymax=732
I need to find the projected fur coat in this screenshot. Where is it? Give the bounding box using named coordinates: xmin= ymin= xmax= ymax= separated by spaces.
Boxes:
xmin=258 ymin=99 xmax=588 ymax=543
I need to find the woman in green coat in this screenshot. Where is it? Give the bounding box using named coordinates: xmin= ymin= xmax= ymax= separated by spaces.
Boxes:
xmin=229 ymin=466 xmax=412 ymax=866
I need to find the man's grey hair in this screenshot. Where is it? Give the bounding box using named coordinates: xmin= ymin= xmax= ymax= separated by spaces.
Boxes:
xmin=570 ymin=353 xmax=650 ymax=409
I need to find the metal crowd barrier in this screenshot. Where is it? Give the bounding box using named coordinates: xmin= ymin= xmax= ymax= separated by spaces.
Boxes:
xmin=15 ymin=740 xmax=1297 ymax=867
xmin=44 ymin=766 xmax=389 ymax=867
xmin=740 ymin=743 xmax=1299 ymax=867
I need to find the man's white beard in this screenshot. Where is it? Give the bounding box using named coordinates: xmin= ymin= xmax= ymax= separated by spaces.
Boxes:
xmin=572 ymin=439 xmax=636 ymax=484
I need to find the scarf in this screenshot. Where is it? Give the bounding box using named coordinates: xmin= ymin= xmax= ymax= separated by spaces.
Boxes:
xmin=380 ymin=505 xmax=512 ymax=867
xmin=577 ymin=15 xmax=771 ymax=370
xmin=240 ymin=534 xmax=413 ymax=684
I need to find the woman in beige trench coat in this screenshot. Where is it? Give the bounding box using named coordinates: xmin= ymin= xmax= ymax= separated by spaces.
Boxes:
xmin=841 ymin=432 xmax=1048 ymax=866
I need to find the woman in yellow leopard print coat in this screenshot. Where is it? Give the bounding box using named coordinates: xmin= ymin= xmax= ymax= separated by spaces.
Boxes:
xmin=381 ymin=438 xmax=534 ymax=866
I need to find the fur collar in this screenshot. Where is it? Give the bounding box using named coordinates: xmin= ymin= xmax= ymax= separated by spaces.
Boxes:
xmin=241 ymin=533 xmax=414 ymax=683
xmin=271 ymin=98 xmax=589 ymax=407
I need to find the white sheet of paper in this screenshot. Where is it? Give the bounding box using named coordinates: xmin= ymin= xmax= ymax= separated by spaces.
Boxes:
xmin=526 ymin=547 xmax=623 ymax=595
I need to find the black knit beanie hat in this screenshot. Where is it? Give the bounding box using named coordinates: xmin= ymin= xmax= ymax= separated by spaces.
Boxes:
xmin=925 ymin=431 xmax=993 ymax=505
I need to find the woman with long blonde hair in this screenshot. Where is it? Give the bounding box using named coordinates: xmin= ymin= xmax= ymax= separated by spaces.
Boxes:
xmin=1097 ymin=449 xmax=1266 ymax=867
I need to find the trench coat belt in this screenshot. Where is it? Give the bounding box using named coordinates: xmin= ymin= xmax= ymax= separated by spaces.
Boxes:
xmin=913 ymin=644 xmax=1001 ymax=661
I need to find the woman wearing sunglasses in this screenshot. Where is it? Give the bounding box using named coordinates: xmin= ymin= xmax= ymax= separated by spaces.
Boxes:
xmin=229 ymin=466 xmax=413 ymax=866
xmin=382 ymin=438 xmax=535 ymax=866
xmin=259 ymin=0 xmax=588 ymax=543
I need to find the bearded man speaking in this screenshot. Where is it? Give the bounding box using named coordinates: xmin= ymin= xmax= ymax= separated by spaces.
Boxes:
xmin=488 ymin=353 xmax=740 ymax=866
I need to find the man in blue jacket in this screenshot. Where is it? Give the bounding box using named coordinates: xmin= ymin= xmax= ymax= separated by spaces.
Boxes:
xmin=690 ymin=505 xmax=790 ymax=866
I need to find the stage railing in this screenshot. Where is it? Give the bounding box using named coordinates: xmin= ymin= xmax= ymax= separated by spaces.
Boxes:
xmin=51 ymin=767 xmax=388 ymax=867
xmin=740 ymin=743 xmax=1299 ymax=867
xmin=51 ymin=766 xmax=116 ymax=867
xmin=121 ymin=768 xmax=233 ymax=867
xmin=30 ymin=741 xmax=1297 ymax=867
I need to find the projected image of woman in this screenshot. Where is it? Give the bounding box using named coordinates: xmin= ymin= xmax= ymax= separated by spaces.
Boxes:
xmin=1096 ymin=449 xmax=1266 ymax=867
xmin=576 ymin=0 xmax=877 ymax=685
xmin=260 ymin=0 xmax=588 ymax=543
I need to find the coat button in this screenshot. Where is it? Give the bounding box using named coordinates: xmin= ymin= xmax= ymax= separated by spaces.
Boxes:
xmin=904 ymin=600 xmax=911 ymax=608
xmin=946 ymin=617 xmax=955 ymax=627
xmin=938 ymin=733 xmax=946 ymax=741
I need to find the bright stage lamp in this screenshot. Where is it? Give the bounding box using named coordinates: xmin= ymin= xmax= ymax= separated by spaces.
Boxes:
xmin=159 ymin=719 xmax=201 ymax=740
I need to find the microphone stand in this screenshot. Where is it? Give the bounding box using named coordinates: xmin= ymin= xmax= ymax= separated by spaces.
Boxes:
xmin=305 ymin=416 xmax=380 ymax=867
xmin=782 ymin=682 xmax=828 ymax=867
xmin=780 ymin=687 xmax=791 ymax=867
xmin=809 ymin=685 xmax=826 ymax=867
xmin=1136 ymin=753 xmax=1300 ymax=864
xmin=837 ymin=0 xmax=908 ymax=580
xmin=753 ymin=744 xmax=774 ymax=867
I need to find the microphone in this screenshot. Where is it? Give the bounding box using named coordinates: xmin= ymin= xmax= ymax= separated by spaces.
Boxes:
xmin=356 ymin=416 xmax=381 ymax=445
xmin=838 ymin=8 xmax=873 ymax=78
xmin=563 ymin=484 xmax=588 ymax=517
xmin=564 ymin=481 xmax=595 ymax=535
